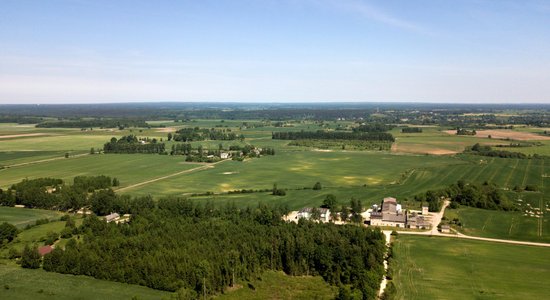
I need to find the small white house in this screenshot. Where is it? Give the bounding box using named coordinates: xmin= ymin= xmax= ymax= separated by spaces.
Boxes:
xmin=220 ymin=152 xmax=230 ymax=159
xmin=297 ymin=207 xmax=331 ymax=223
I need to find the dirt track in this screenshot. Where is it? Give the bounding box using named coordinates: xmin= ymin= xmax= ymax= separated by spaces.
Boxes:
xmin=0 ymin=133 xmax=51 ymax=139
xmin=115 ymin=159 xmax=229 ymax=192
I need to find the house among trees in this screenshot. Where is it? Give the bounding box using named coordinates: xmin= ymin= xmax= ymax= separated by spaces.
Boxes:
xmin=220 ymin=152 xmax=230 ymax=159
xmin=368 ymin=197 xmax=430 ymax=229
xmin=38 ymin=245 xmax=53 ymax=256
xmin=297 ymin=207 xmax=331 ymax=223
xmin=105 ymin=212 xmax=120 ymax=223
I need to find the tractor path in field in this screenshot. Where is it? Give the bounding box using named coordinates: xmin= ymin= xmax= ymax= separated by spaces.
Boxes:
xmin=396 ymin=200 xmax=550 ymax=248
xmin=115 ymin=159 xmax=230 ymax=192
xmin=3 ymin=153 xmax=90 ymax=168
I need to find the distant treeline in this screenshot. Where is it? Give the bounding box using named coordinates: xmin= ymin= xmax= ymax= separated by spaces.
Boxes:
xmin=0 ymin=115 xmax=44 ymax=124
xmin=103 ymin=135 xmax=165 ymax=154
xmin=401 ymin=127 xmax=422 ymax=133
xmin=40 ymin=200 xmax=385 ymax=298
xmin=36 ymin=119 xmax=149 ymax=129
xmin=0 ymin=176 xmax=119 ymax=211
xmin=171 ymin=127 xmax=243 ymax=142
xmin=272 ymin=130 xmax=395 ymax=142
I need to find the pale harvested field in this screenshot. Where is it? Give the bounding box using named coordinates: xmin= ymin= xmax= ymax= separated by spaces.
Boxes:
xmin=155 ymin=127 xmax=178 ymax=133
xmin=0 ymin=133 xmax=52 ymax=139
xmin=391 ymin=142 xmax=459 ymax=155
xmin=445 ymin=129 xmax=550 ymax=141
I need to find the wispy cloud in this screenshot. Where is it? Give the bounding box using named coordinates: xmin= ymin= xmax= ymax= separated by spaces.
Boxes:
xmin=308 ymin=0 xmax=430 ymax=34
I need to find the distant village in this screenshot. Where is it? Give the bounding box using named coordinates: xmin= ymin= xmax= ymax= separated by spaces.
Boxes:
xmin=287 ymin=197 xmax=432 ymax=230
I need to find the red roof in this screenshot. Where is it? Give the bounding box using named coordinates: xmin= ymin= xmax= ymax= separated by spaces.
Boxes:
xmin=38 ymin=245 xmax=53 ymax=256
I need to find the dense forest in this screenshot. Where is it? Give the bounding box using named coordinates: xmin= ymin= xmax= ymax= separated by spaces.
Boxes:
xmin=38 ymin=201 xmax=385 ymax=299
xmin=272 ymin=131 xmax=395 ymax=142
xmin=103 ymin=135 xmax=166 ymax=154
xmin=0 ymin=176 xmax=123 ymax=212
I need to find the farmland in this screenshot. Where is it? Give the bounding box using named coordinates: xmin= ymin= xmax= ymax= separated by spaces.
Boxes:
xmin=0 ymin=207 xmax=63 ymax=228
xmin=391 ymin=235 xmax=550 ymax=299
xmin=0 ymin=264 xmax=172 ymax=300
xmin=2 ymin=104 xmax=550 ymax=299
xmin=0 ymin=154 xmax=202 ymax=189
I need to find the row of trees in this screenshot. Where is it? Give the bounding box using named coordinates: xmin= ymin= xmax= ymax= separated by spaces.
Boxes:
xmin=456 ymin=128 xmax=476 ymax=135
xmin=172 ymin=127 xmax=244 ymax=142
xmin=467 ymin=143 xmax=529 ymax=159
xmin=272 ymin=130 xmax=395 ymax=142
xmin=103 ymin=135 xmax=166 ymax=154
xmin=401 ymin=127 xmax=422 ymax=133
xmin=39 ymin=201 xmax=386 ymax=299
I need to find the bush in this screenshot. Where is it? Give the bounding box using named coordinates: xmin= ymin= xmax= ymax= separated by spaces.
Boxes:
xmin=21 ymin=244 xmax=41 ymax=269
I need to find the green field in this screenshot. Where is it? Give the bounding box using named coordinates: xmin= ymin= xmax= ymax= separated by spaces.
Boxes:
xmin=123 ymin=151 xmax=463 ymax=196
xmin=217 ymin=271 xmax=336 ymax=300
xmin=0 ymin=154 xmax=201 ymax=189
xmin=0 ymin=264 xmax=172 ymax=300
xmin=0 ymin=207 xmax=63 ymax=228
xmin=391 ymin=235 xmax=550 ymax=299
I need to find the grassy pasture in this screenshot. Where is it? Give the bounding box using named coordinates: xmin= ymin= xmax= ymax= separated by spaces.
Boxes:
xmin=391 ymin=235 xmax=550 ymax=300
xmin=218 ymin=270 xmax=336 ymax=300
xmin=0 ymin=151 xmax=72 ymax=166
xmin=0 ymin=207 xmax=63 ymax=228
xmin=0 ymin=264 xmax=172 ymax=300
xmin=0 ymin=154 xmax=201 ymax=189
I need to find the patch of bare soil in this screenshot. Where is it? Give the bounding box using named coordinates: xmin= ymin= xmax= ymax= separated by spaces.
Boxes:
xmin=155 ymin=127 xmax=177 ymax=133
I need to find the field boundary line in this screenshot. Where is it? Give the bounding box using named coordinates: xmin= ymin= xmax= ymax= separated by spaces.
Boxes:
xmin=116 ymin=159 xmax=229 ymax=192
xmin=503 ymin=159 xmax=520 ymax=188
xmin=521 ymin=159 xmax=532 ymax=187
xmin=2 ymin=153 xmax=90 ymax=168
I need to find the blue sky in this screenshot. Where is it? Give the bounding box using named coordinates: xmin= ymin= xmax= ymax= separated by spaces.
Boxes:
xmin=1 ymin=0 xmax=550 ymax=103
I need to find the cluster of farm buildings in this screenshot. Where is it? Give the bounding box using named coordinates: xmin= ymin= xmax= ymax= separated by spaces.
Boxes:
xmin=290 ymin=197 xmax=431 ymax=229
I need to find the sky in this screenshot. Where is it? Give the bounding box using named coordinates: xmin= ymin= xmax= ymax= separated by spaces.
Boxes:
xmin=1 ymin=0 xmax=550 ymax=104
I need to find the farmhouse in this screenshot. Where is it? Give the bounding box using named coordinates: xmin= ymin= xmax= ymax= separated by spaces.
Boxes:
xmin=105 ymin=213 xmax=120 ymax=223
xmin=368 ymin=197 xmax=430 ymax=229
xmin=220 ymin=152 xmax=230 ymax=159
xmin=297 ymin=207 xmax=331 ymax=223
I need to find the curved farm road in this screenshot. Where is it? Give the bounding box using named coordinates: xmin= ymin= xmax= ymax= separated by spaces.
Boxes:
xmin=116 ymin=159 xmax=229 ymax=192
xmin=397 ymin=200 xmax=550 ymax=248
